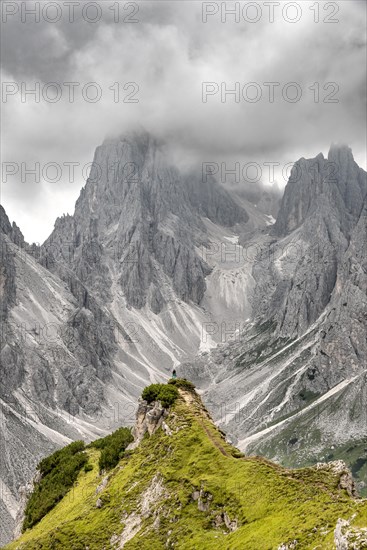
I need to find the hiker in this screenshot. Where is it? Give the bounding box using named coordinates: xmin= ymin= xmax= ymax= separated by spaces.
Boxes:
xmin=172 ymin=369 xmax=177 ymax=379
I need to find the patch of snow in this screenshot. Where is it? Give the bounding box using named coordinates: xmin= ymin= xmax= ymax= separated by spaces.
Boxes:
xmin=265 ymin=215 xmax=276 ymax=226
xmin=223 ymin=235 xmax=239 ymax=244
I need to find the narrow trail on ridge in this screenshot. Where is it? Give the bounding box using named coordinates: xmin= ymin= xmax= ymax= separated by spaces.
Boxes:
xmin=179 ymin=389 xmax=231 ymax=457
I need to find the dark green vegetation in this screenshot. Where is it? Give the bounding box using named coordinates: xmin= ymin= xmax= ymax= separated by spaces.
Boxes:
xmin=89 ymin=427 xmax=133 ymax=472
xmin=22 ymin=441 xmax=88 ymax=531
xmin=22 ymin=428 xmax=133 ymax=533
xmin=5 ymin=384 xmax=367 ymax=550
xmin=141 ymin=382 xmax=179 ymax=408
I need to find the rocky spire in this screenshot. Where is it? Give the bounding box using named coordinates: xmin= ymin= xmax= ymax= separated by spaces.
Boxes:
xmin=273 ymin=145 xmax=367 ymax=238
xmin=41 ymin=130 xmax=248 ymax=313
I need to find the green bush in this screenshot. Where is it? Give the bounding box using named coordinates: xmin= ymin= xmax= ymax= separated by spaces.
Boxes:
xmin=38 ymin=440 xmax=85 ymax=477
xmin=23 ymin=441 xmax=87 ymax=531
xmin=99 ymin=447 xmax=119 ymax=472
xmin=141 ymin=383 xmax=179 ymax=408
xmin=141 ymin=383 xmax=161 ymax=404
xmin=157 ymin=385 xmax=179 ymax=408
xmin=90 ymin=427 xmax=133 ymax=472
xmin=84 ymin=463 xmax=93 ymax=473
xmin=168 ymin=378 xmax=196 ymax=392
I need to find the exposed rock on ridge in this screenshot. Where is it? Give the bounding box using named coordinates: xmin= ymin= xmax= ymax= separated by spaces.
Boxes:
xmin=127 ymin=399 xmax=168 ymax=450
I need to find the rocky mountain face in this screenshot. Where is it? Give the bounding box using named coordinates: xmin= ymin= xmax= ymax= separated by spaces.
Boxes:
xmin=40 ymin=131 xmax=247 ymax=312
xmin=182 ymin=144 xmax=367 ymax=492
xmin=274 ymin=145 xmax=366 ymax=237
xmin=262 ymin=145 xmax=366 ymax=337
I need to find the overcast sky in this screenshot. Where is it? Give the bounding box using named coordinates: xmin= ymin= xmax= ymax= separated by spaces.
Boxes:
xmin=1 ymin=0 xmax=366 ymax=243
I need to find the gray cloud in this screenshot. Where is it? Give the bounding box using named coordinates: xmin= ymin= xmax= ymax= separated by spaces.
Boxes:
xmin=1 ymin=0 xmax=366 ymax=243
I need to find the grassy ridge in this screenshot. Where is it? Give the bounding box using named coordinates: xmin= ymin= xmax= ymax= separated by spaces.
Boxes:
xmin=5 ymin=386 xmax=367 ymax=549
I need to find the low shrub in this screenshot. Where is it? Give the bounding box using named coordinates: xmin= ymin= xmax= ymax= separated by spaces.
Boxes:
xmin=141 ymin=383 xmax=179 ymax=408
xmin=158 ymin=385 xmax=179 ymax=408
xmin=90 ymin=427 xmax=133 ymax=472
xmin=38 ymin=440 xmax=85 ymax=477
xmin=141 ymin=383 xmax=161 ymax=404
xmin=23 ymin=441 xmax=87 ymax=531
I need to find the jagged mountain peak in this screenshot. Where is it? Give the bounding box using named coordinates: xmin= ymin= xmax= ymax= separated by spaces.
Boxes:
xmin=298 ymin=151 xmax=325 ymax=163
xmin=42 ymin=130 xmax=249 ymax=313
xmin=273 ymin=144 xmax=367 ymax=237
xmin=97 ymin=129 xmax=162 ymax=175
xmin=0 ymin=205 xmax=26 ymax=248
xmin=103 ymin=127 xmax=161 ymax=154
xmin=0 ymin=204 xmax=12 ymax=234
xmin=328 ymin=141 xmax=354 ymax=161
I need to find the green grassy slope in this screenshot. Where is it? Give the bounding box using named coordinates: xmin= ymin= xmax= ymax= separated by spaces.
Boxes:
xmin=4 ymin=387 xmax=367 ymax=550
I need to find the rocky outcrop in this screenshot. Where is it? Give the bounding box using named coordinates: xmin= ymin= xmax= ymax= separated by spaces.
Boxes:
xmin=128 ymin=399 xmax=169 ymax=450
xmin=113 ymin=474 xmax=167 ymax=549
xmin=213 ymin=511 xmax=238 ymax=532
xmin=315 ymin=461 xmax=358 ymax=498
xmin=196 ymin=488 xmax=213 ymax=512
xmin=278 ymin=542 xmax=297 ymax=550
xmin=334 ymin=518 xmax=367 ymax=549
xmin=192 ymin=487 xmax=239 ymax=531
xmin=12 ymin=470 xmax=41 ymax=540
xmin=96 ymin=476 xmax=109 ymax=495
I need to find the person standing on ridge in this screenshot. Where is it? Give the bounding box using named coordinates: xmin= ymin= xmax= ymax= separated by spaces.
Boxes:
xmin=172 ymin=369 xmax=177 ymax=379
